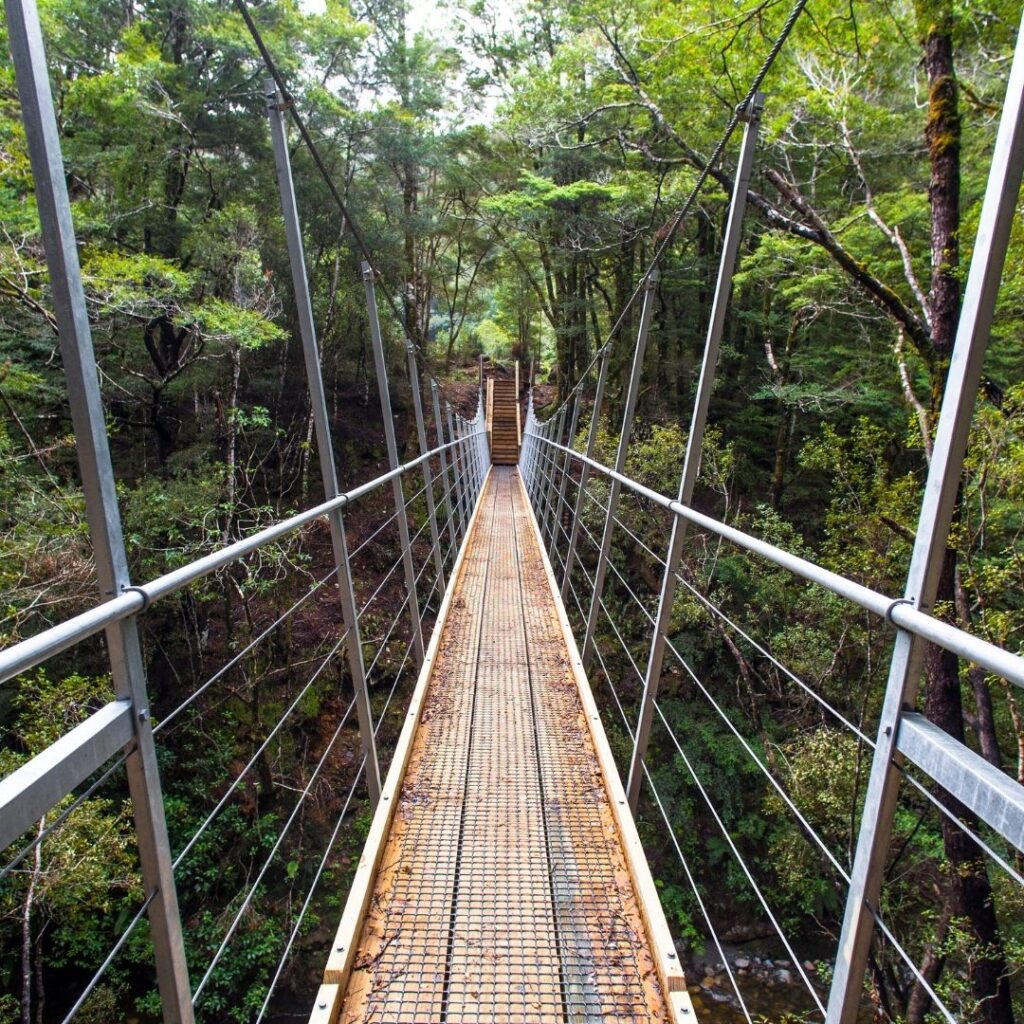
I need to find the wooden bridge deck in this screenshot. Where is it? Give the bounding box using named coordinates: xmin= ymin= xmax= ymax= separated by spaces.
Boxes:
xmin=311 ymin=467 xmax=691 ymax=1024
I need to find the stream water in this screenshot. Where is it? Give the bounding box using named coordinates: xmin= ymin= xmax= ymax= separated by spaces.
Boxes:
xmin=682 ymin=943 xmax=876 ymax=1023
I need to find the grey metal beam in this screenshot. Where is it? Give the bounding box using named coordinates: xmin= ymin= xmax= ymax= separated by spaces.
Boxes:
xmin=561 ymin=343 xmax=613 ymax=604
xmin=626 ymin=97 xmax=763 ymax=809
xmin=581 ymin=271 xmax=659 ymax=671
xmin=362 ymin=262 xmax=426 ymax=669
xmin=896 ymin=713 xmax=1024 ymax=852
xmin=827 ymin=20 xmax=1024 ymax=1022
xmin=431 ymin=381 xmax=458 ymax=557
xmin=267 ymin=84 xmax=382 ymax=807
xmin=552 ymin=395 xmax=582 ymax=565
xmin=447 ymin=402 xmax=469 ymax=538
xmin=404 ymin=343 xmax=446 ymax=595
xmin=6 ymin=3 xmax=194 ymax=1017
xmin=543 ymin=405 xmax=567 ymax=550
xmin=0 ymin=700 xmax=133 ymax=851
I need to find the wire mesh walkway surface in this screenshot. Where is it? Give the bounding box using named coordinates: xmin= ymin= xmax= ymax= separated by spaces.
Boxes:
xmin=314 ymin=467 xmax=691 ymax=1024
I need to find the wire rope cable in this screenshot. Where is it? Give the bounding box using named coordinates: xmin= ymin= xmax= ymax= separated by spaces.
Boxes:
xmin=172 ymin=628 xmax=348 ymax=870
xmin=192 ymin=695 xmax=357 ymax=1004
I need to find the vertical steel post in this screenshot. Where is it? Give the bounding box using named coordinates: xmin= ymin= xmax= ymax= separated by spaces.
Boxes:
xmin=531 ymin=420 xmax=548 ymax=507
xmin=457 ymin=415 xmax=471 ymax=506
xmin=581 ymin=270 xmax=658 ymax=671
xmin=7 ymin=4 xmax=194 ymax=1019
xmin=404 ymin=342 xmax=446 ymax=597
xmin=267 ymin=86 xmax=383 ymax=807
xmin=447 ymin=402 xmax=469 ymax=538
xmin=475 ymin=404 xmax=488 ymax=489
xmin=459 ymin=414 xmax=475 ymax=510
xmin=431 ymin=381 xmax=458 ymax=557
xmin=550 ymin=397 xmax=581 ymax=562
xmin=467 ymin=406 xmax=481 ymax=498
xmin=475 ymin=407 xmax=487 ymax=494
xmin=519 ymin=398 xmax=533 ymax=479
xmin=543 ymin=405 xmax=567 ymax=550
xmin=827 ymin=31 xmax=1024 ymax=1024
xmin=626 ymin=96 xmax=763 ymax=810
xmin=362 ymin=263 xmax=426 ymax=669
xmin=561 ymin=343 xmax=613 ymax=604
xmin=539 ymin=421 xmax=552 ymax=510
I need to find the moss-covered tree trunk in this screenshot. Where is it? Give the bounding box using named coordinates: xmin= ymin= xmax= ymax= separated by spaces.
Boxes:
xmin=916 ymin=4 xmax=1014 ymax=1021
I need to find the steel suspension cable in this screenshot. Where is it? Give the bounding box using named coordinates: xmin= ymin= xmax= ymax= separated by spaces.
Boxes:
xmin=586 ymin=642 xmax=755 ymax=1023
xmin=60 ymin=889 xmax=158 ymax=1024
xmin=869 ymin=911 xmax=957 ymax=1024
xmin=233 ymin=0 xmax=466 ymax=411
xmin=253 ymin=757 xmax=365 ymax=1024
xmin=650 ymin=699 xmax=826 ymax=1014
xmin=155 ymin=566 xmax=339 ymax=736
xmin=172 ymin=629 xmax=348 ymax=869
xmin=641 ymin=761 xmax=756 ymax=1024
xmin=192 ymin=695 xmax=357 ymax=1004
xmin=0 ymin=747 xmax=134 ymax=882
xmin=251 ymin=532 xmax=448 ymax=1019
xmin=602 ymin=479 xmax=877 ymax=746
xmin=661 ymin=638 xmax=850 ymax=882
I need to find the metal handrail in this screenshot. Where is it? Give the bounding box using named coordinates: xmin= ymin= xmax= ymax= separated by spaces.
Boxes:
xmin=0 ymin=432 xmax=481 ymax=687
xmin=532 ymin=434 xmax=1024 ymax=690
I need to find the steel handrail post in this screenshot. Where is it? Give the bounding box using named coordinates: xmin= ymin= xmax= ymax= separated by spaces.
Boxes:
xmin=626 ymin=96 xmax=763 ymax=810
xmin=543 ymin=405 xmax=567 ymax=550
xmin=561 ymin=343 xmax=613 ymax=605
xmin=475 ymin=391 xmax=487 ymax=490
xmin=535 ymin=419 xmax=550 ymax=508
xmin=518 ymin=403 xmax=532 ymax=485
xmin=447 ymin=403 xmax=469 ymax=538
xmin=7 ymin=4 xmax=194 ymax=1017
xmin=431 ymin=381 xmax=459 ymax=558
xmin=457 ymin=414 xmax=472 ymax=509
xmin=581 ymin=270 xmax=659 ymax=672
xmin=459 ymin=414 xmax=476 ymax=511
xmin=362 ymin=263 xmax=425 ymax=669
xmin=473 ymin=397 xmax=485 ymax=493
xmin=552 ymin=395 xmax=583 ymax=573
xmin=538 ymin=420 xmax=552 ymax=509
xmin=533 ymin=421 xmax=549 ymax=508
xmin=404 ymin=343 xmax=446 ymax=596
xmin=521 ymin=401 xmax=534 ymax=490
xmin=269 ymin=89 xmax=384 ymax=806
xmin=541 ymin=419 xmax=558 ymax=530
xmin=826 ymin=25 xmax=1024 ymax=1023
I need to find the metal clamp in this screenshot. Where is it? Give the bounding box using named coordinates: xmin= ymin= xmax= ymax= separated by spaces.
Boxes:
xmin=737 ymin=91 xmax=766 ymax=122
xmin=885 ymin=597 xmax=913 ymax=625
xmin=121 ymin=585 xmax=152 ymax=613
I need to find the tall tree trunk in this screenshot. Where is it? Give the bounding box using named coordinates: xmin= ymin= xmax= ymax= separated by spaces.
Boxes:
xmin=915 ymin=10 xmax=1012 ymax=1018
xmin=924 ymin=554 xmax=1013 ymax=1024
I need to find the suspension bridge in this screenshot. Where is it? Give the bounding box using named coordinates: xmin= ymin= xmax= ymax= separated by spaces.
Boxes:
xmin=3 ymin=0 xmax=1024 ymax=1022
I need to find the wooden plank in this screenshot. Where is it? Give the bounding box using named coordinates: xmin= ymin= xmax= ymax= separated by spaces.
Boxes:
xmin=307 ymin=985 xmax=341 ymax=1024
xmin=515 ymin=472 xmax=695 ymax=1023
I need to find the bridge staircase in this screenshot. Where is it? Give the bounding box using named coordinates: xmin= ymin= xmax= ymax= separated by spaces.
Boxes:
xmin=486 ymin=376 xmax=521 ymax=465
